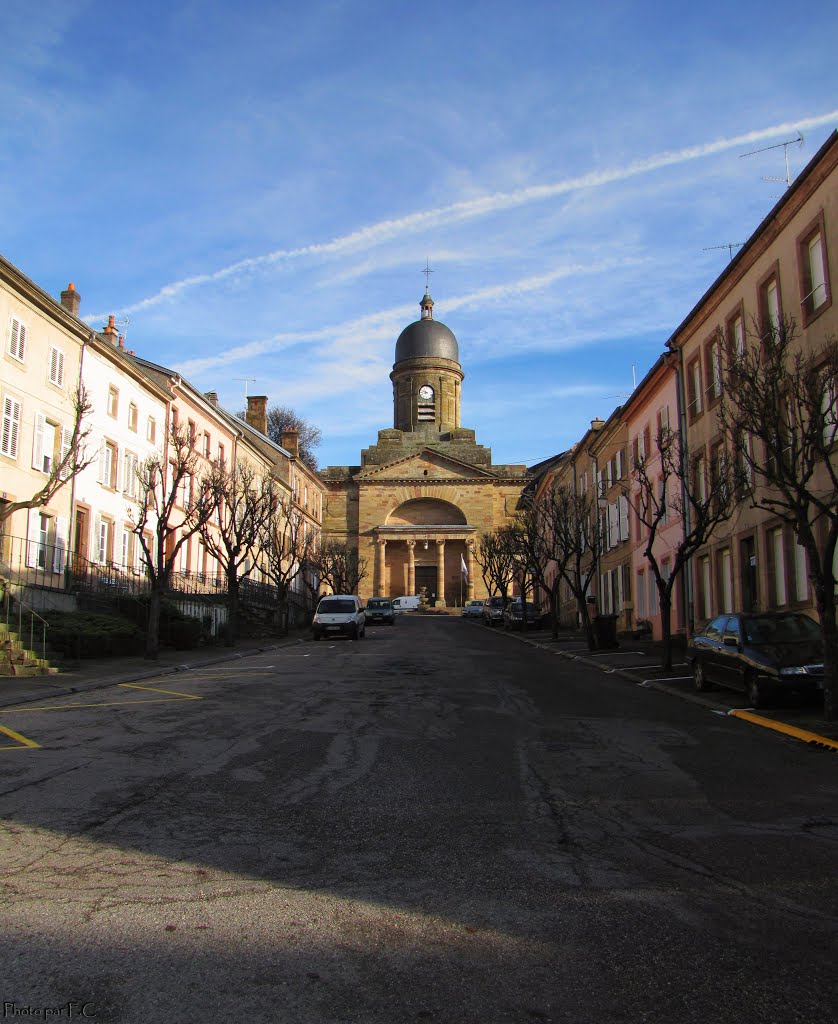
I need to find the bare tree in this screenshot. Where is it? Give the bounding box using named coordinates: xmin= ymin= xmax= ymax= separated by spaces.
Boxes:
xmin=544 ymin=486 xmax=601 ymax=650
xmin=130 ymin=421 xmax=216 ymax=659
xmin=473 ymin=526 xmax=518 ymax=604
xmin=717 ymin=316 xmax=838 ymax=718
xmin=202 ymin=460 xmax=276 ymax=647
xmin=510 ymin=506 xmax=550 ymax=631
xmin=236 ymin=405 xmax=322 ymax=471
xmin=310 ymin=541 xmax=368 ymax=596
xmin=625 ymin=422 xmax=739 ymax=671
xmin=0 ymin=384 xmax=94 ymax=525
xmin=260 ymin=494 xmax=315 ymax=634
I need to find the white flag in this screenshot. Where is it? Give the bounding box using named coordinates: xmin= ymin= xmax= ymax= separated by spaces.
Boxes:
xmin=460 ymin=554 xmax=468 ymax=581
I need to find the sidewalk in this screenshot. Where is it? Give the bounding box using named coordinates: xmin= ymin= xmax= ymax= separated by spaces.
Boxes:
xmin=0 ymin=633 xmax=307 ymax=711
xmin=504 ymin=624 xmax=838 ymax=748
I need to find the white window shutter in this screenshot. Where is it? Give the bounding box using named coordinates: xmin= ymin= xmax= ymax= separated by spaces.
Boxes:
xmin=26 ymin=508 xmax=41 ymax=568
xmin=809 ymin=235 xmax=826 ymax=307
xmin=53 ymin=517 xmax=68 ymax=573
xmin=619 ymin=496 xmax=629 ymax=541
xmin=32 ymin=412 xmax=46 ymax=471
xmin=608 ymin=502 xmax=618 ymax=549
xmin=97 ymin=440 xmax=108 ymax=484
xmin=2 ymin=396 xmax=21 ymax=459
xmin=59 ymin=426 xmax=73 ymax=479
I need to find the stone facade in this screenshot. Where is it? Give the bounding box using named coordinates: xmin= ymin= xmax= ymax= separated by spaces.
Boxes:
xmin=320 ymin=291 xmax=528 ymax=606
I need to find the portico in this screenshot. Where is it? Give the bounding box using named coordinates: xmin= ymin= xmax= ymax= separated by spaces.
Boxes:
xmin=374 ymin=525 xmax=477 ymax=606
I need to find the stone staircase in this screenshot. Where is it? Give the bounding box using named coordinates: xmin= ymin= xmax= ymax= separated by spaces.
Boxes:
xmin=0 ymin=623 xmax=59 ymax=676
xmin=0 ymin=569 xmax=61 ymax=677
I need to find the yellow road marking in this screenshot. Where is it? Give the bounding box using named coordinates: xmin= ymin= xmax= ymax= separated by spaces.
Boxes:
xmin=729 ymin=709 xmax=838 ymax=751
xmin=0 ymin=724 xmax=41 ymax=749
xmin=0 ymin=683 xmax=203 ymax=714
xmin=119 ymin=683 xmax=202 ymax=699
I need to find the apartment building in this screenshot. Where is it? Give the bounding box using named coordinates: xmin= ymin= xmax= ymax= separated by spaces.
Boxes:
xmin=1 ymin=260 xmax=88 ymax=584
xmin=668 ymin=129 xmax=838 ymax=625
xmin=71 ymin=319 xmax=170 ymax=578
xmin=589 ymin=408 xmax=632 ymax=630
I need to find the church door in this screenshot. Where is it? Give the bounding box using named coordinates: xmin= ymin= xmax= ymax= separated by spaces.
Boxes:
xmin=415 ymin=566 xmax=438 ymax=603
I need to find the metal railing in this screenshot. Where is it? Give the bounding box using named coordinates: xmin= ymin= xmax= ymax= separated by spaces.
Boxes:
xmin=0 ymin=533 xmax=316 ymax=623
xmin=1 ymin=559 xmax=49 ymax=665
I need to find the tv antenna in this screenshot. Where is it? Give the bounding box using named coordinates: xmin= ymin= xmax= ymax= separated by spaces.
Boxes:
xmin=739 ymin=132 xmax=804 ymax=190
xmin=703 ymin=242 xmax=745 ymax=262
xmin=95 ymin=314 xmax=130 ymax=333
xmin=233 ymin=377 xmax=257 ymax=400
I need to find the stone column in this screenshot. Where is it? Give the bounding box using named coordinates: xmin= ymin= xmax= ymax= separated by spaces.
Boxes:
xmin=376 ymin=539 xmax=387 ymax=597
xmin=435 ymin=538 xmax=446 ymax=607
xmin=407 ymin=540 xmax=416 ymax=596
xmin=467 ymin=541 xmax=476 ymax=601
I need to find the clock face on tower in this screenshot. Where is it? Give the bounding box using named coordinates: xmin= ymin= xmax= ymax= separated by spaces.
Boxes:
xmin=418 ymin=385 xmax=434 ymax=402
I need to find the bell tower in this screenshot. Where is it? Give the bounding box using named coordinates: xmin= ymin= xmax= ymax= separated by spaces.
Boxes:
xmin=390 ymin=271 xmax=464 ymax=435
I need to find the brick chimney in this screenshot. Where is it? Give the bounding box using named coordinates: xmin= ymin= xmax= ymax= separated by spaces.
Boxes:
xmin=245 ymin=395 xmax=268 ymax=436
xmin=204 ymin=391 xmax=219 ymax=408
xmin=102 ymin=315 xmax=119 ymax=346
xmin=281 ymin=428 xmax=299 ymax=459
xmin=60 ymin=282 xmax=81 ymax=317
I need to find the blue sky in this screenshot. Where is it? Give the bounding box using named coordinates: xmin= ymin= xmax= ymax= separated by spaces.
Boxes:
xmin=3 ymin=0 xmax=837 ymax=469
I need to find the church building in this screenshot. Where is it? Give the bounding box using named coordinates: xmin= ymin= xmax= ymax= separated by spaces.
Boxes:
xmin=320 ymin=285 xmax=529 ymax=606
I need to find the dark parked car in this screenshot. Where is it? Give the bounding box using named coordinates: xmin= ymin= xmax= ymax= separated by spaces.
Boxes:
xmin=502 ymin=599 xmax=542 ymax=630
xmin=687 ymin=611 xmax=824 ymax=707
xmin=365 ymin=597 xmax=395 ymax=625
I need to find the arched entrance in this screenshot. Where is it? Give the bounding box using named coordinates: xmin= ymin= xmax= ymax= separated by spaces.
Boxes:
xmin=375 ymin=499 xmax=476 ymax=607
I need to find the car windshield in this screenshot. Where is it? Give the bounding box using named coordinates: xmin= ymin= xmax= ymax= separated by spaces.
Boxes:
xmin=318 ymin=599 xmax=355 ymax=614
xmin=467 ymin=601 xmax=483 ymax=607
xmin=489 ymin=597 xmax=504 ymax=607
xmin=744 ymin=614 xmax=821 ymax=644
xmin=367 ymin=600 xmax=391 ymax=609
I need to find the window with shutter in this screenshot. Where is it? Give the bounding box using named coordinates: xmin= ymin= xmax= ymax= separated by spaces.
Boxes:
xmin=53 ymin=517 xmax=68 ymax=573
xmin=618 ymin=496 xmax=629 ymax=540
xmin=59 ymin=427 xmax=73 ymax=479
xmin=48 ymin=346 xmax=65 ymax=387
xmin=8 ymin=317 xmax=27 ymax=361
xmin=2 ymin=396 xmax=21 ymax=459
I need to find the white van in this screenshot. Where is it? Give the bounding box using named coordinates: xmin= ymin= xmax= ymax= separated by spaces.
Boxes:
xmin=312 ymin=595 xmax=366 ymax=640
xmin=392 ymin=595 xmax=421 ymax=614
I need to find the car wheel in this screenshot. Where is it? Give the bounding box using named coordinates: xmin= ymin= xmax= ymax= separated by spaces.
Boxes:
xmin=746 ymin=671 xmax=765 ymax=709
xmin=361 ymin=626 xmax=366 ymax=638
xmin=312 ymin=630 xmax=321 ymax=642
xmin=693 ymin=659 xmax=711 ymax=691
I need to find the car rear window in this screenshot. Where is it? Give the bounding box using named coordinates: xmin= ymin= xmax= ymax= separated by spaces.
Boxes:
xmin=745 ymin=614 xmax=821 ymax=643
xmin=318 ymin=599 xmax=355 ymax=613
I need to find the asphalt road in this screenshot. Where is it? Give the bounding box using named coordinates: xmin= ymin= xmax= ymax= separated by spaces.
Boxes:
xmin=1 ymin=616 xmax=837 ymax=1024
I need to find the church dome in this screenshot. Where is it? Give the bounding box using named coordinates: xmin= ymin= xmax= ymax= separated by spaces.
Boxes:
xmin=395 ymin=316 xmax=459 ymax=364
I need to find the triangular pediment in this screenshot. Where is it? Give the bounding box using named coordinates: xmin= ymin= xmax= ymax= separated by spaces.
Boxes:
xmin=357 ymin=447 xmax=498 ymax=481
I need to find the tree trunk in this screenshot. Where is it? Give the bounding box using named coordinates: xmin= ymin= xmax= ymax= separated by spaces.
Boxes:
xmin=659 ymin=589 xmax=673 ymax=673
xmin=577 ymin=597 xmax=595 ymax=651
xmin=145 ymin=586 xmax=162 ymax=660
xmin=226 ymin=570 xmax=239 ymax=647
xmin=815 ymin=585 xmax=838 ymax=721
xmin=549 ymin=583 xmax=560 ymax=640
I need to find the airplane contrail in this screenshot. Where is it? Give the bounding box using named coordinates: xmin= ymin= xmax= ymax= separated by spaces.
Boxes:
xmin=173 ymin=256 xmax=643 ymax=377
xmin=92 ymin=111 xmax=838 ymax=320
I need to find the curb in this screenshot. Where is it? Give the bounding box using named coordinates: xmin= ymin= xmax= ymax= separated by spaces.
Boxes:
xmin=508 ymin=628 xmax=838 ymax=752
xmin=0 ymin=639 xmax=302 ymax=712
